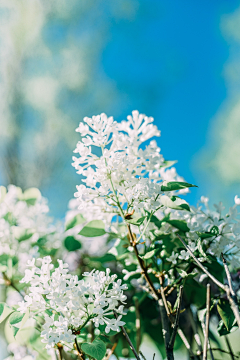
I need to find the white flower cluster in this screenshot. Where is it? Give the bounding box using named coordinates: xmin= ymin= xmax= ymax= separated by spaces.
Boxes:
xmin=0 ymin=185 xmax=59 ymax=273
xmin=18 ymin=256 xmax=127 ymax=349
xmin=167 ymin=195 xmax=240 ymax=267
xmin=4 ymin=343 xmax=36 ymax=360
xmin=72 ymin=111 xmax=186 ymax=213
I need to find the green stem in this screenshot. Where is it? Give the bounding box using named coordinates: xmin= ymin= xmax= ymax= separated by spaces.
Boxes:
xmin=108 ymin=175 xmax=125 ymax=219
xmin=136 ymin=211 xmax=154 ymax=244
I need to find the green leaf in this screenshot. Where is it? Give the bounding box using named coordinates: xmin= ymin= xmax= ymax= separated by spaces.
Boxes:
xmin=166 ymin=219 xmax=189 ymax=232
xmin=9 ymin=311 xmax=29 ymax=337
xmin=0 ymin=303 xmax=14 ymax=323
xmin=65 ymin=213 xmax=86 ymax=230
xmin=79 ymin=220 xmax=106 ymax=237
xmin=161 ymin=181 xmax=197 ymax=192
xmin=9 ymin=312 xmax=25 ymax=326
xmin=126 ymin=216 xmax=146 ymax=226
xmin=160 ymin=195 xmax=190 ymax=211
xmin=141 ymin=248 xmax=161 ymax=260
xmin=217 ymin=299 xmax=235 ymax=331
xmin=12 ymin=227 xmax=34 ymax=242
xmin=217 ymin=320 xmax=238 ymax=336
xmin=161 ymin=160 xmax=177 ymax=168
xmin=81 ymin=338 xmax=106 ymax=360
xmin=196 ymin=232 xmax=214 ymax=239
xmin=3 ymin=212 xmax=17 ymax=226
xmin=19 ymin=188 xmax=41 ymax=205
xmin=64 ymin=236 xmax=81 ymax=251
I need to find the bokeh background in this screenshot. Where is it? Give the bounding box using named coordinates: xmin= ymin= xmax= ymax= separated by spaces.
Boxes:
xmin=0 ymin=0 xmax=240 ymax=218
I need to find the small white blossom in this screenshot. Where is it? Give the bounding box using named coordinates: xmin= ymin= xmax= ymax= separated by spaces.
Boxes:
xmin=18 ymin=256 xmax=127 ymax=349
xmin=166 ymin=251 xmax=178 ymax=265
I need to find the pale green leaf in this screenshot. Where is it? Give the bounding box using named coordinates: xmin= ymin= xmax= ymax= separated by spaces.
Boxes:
xmin=0 ymin=303 xmax=14 ymax=324
xmin=12 ymin=227 xmax=34 ymax=242
xmin=81 ymin=338 xmax=106 ymax=360
xmin=19 ymin=188 xmax=41 ymax=205
xmin=161 ymin=181 xmax=197 ymax=192
xmin=79 ymin=220 xmax=106 ymax=237
xmin=160 ymin=195 xmax=190 ymax=211
xmin=65 ymin=213 xmax=86 ymax=230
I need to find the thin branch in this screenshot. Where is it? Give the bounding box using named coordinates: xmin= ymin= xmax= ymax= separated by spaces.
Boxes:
xmin=74 ymin=338 xmax=85 ymax=360
xmin=159 ymin=277 xmax=197 ymax=360
xmin=188 ymin=308 xmax=202 ymax=356
xmin=221 ymin=253 xmax=235 ymax=296
xmin=127 ymin=224 xmax=159 ymax=298
xmin=203 ymin=284 xmax=211 ymax=360
xmin=2 ymin=272 xmax=25 ymax=298
xmin=168 ymin=286 xmax=183 ymax=350
xmin=105 ymin=342 xmax=118 ymax=360
xmin=158 ymin=274 xmax=173 ymax=359
xmin=207 ymin=348 xmax=240 ymax=359
xmin=221 ymin=254 xmax=240 ymax=330
xmin=225 ymin=336 xmax=235 ymax=360
xmin=176 ymin=235 xmax=225 ymax=291
xmin=178 ymin=235 xmax=240 ymax=332
xmin=159 ymin=298 xmax=172 ymax=359
xmin=139 ymin=351 xmax=147 ymax=360
xmin=113 ymin=311 xmax=141 ymax=360
xmin=134 ymin=297 xmax=141 ymax=353
xmin=56 ymin=344 xmax=63 ymax=360
xmin=126 ymin=226 xmax=197 ymax=359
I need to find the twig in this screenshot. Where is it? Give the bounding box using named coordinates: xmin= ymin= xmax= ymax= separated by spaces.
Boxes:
xmin=159 ymin=274 xmax=173 ymax=359
xmin=134 ymin=297 xmax=141 ymax=353
xmin=105 ymin=342 xmax=118 ymax=360
xmin=176 ymin=235 xmax=225 ymax=291
xmin=159 ymin=277 xmax=197 ymax=360
xmin=127 ymin=226 xmax=196 ymax=359
xmin=221 ymin=254 xmax=240 ymax=330
xmin=57 ymin=344 xmax=63 ymax=360
xmin=188 ymin=308 xmax=202 ymax=356
xmin=113 ymin=311 xmax=141 ymax=360
xmin=203 ymin=284 xmax=211 ymax=360
xmin=201 ymin=348 xmax=240 ymax=359
xmin=127 ymin=224 xmax=159 ymax=298
xmin=2 ymin=272 xmax=25 ymax=298
xmin=74 ymin=338 xmax=85 ymax=360
xmin=89 ymin=321 xmax=95 ymax=342
xmin=225 ymin=336 xmax=235 ymax=360
xmin=168 ymin=286 xmax=183 ymax=350
xmin=159 ymin=298 xmax=172 ymax=359
xmin=221 ymin=253 xmax=235 ymax=296
xmin=139 ymin=351 xmax=147 ymax=360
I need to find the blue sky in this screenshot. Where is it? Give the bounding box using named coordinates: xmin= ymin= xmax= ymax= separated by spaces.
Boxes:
xmin=101 ymin=0 xmax=240 ymax=207
xmin=1 ymin=0 xmax=240 ymax=217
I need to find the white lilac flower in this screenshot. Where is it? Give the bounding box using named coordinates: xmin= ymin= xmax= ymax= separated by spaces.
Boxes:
xmin=166 ymin=251 xmax=178 ymax=265
xmin=72 ymin=111 xmax=186 ymax=214
xmin=165 ymin=195 xmax=240 ymax=267
xmin=0 ymin=185 xmax=61 ymax=274
xmin=18 ymin=256 xmax=127 ymax=349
